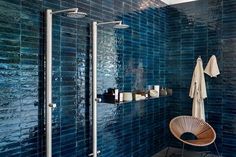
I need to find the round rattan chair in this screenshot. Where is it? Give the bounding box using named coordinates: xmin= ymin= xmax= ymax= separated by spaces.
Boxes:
xmin=165 ymin=116 xmax=220 ymax=157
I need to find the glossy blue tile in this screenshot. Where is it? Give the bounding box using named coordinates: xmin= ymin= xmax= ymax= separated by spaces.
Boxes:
xmin=167 ymin=0 xmax=236 ymax=156
xmin=1 ymin=0 xmax=236 ymax=157
xmin=0 ymin=0 xmax=169 ymax=156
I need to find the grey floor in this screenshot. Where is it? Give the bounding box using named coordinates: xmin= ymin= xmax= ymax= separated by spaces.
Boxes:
xmin=153 ymin=147 xmax=218 ymax=157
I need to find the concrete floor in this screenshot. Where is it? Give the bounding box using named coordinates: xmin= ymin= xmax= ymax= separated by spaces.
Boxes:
xmin=152 ymin=147 xmax=218 ymax=157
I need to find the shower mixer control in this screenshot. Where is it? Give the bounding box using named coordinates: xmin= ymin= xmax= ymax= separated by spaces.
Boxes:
xmin=88 ymin=150 xmax=101 ymax=156
xmin=48 ymin=103 xmax=57 ymax=109
xmin=95 ymin=98 xmax=101 ymax=102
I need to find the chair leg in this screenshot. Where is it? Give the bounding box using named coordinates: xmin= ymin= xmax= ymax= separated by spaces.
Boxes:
xmin=165 ymin=147 xmax=170 ymax=157
xmin=201 ymin=151 xmax=211 ymax=157
xmin=181 ymin=143 xmax=184 ymax=157
xmin=214 ymin=142 xmax=221 ymax=157
xmin=201 ymin=153 xmax=207 ymax=157
xmin=165 ymin=138 xmax=173 ymax=157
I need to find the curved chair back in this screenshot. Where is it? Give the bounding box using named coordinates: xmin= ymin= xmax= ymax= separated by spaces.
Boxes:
xmin=169 ymin=116 xmax=216 ymax=147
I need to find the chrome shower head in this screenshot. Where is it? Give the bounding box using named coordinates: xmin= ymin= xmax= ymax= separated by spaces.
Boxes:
xmin=51 ymin=8 xmax=87 ymax=18
xmin=96 ymin=21 xmax=129 ymax=29
xmin=113 ymin=22 xmax=129 ymax=29
xmin=67 ymin=10 xmax=87 ymax=18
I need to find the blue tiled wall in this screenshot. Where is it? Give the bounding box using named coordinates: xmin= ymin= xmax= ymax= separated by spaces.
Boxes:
xmin=166 ymin=0 xmax=236 ymax=156
xmin=3 ymin=0 xmax=236 ymax=156
xmin=96 ymin=5 xmax=169 ymax=156
xmin=0 ymin=0 xmax=169 ymax=157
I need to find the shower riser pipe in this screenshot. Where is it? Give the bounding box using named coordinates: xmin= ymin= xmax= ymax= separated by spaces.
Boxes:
xmin=90 ymin=20 xmax=128 ymax=157
xmin=45 ymin=8 xmax=86 ymax=157
xmin=92 ymin=21 xmax=98 ymax=157
xmin=46 ymin=9 xmax=52 ymax=157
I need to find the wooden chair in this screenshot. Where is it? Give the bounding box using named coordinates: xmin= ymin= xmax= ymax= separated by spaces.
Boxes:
xmin=165 ymin=116 xmax=221 ymax=157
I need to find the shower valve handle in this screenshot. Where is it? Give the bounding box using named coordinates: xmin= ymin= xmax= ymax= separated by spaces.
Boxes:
xmin=49 ymin=103 xmax=56 ymax=109
xmin=95 ymin=98 xmax=101 ymax=102
xmin=88 ymin=150 xmax=101 ymax=156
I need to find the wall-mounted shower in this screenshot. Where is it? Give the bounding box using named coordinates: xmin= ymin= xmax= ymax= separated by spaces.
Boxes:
xmin=90 ymin=20 xmax=129 ymax=157
xmin=45 ymin=8 xmax=87 ymax=157
xmin=96 ymin=20 xmax=129 ymax=29
xmin=51 ymin=8 xmax=87 ymax=18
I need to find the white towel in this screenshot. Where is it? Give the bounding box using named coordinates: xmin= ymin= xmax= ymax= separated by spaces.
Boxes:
xmin=189 ymin=57 xmax=207 ymax=121
xmin=204 ymin=55 xmax=220 ymax=77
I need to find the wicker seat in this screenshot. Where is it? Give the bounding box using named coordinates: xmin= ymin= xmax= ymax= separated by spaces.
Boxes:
xmin=165 ymin=116 xmax=220 ymax=157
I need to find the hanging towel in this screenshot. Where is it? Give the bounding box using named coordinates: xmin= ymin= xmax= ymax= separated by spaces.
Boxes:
xmin=189 ymin=57 xmax=207 ymax=121
xmin=204 ymin=55 xmax=220 ymax=77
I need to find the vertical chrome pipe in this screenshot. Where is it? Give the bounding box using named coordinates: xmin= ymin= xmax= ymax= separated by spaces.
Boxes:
xmin=92 ymin=22 xmax=98 ymax=157
xmin=46 ymin=9 xmax=52 ymax=157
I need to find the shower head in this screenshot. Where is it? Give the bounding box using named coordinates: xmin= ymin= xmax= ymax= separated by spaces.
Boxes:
xmin=51 ymin=8 xmax=87 ymax=18
xmin=97 ymin=21 xmax=129 ymax=29
xmin=67 ymin=10 xmax=87 ymax=18
xmin=114 ymin=22 xmax=129 ymax=29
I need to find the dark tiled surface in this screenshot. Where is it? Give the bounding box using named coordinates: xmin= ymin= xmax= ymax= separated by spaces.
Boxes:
xmin=0 ymin=0 xmax=168 ymax=157
xmin=166 ymin=0 xmax=236 ymax=157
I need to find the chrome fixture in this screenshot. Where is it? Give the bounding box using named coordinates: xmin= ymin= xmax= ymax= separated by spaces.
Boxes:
xmin=51 ymin=8 xmax=87 ymax=18
xmin=96 ymin=20 xmax=129 ymax=29
xmin=91 ymin=20 xmax=129 ymax=157
xmin=45 ymin=8 xmax=86 ymax=157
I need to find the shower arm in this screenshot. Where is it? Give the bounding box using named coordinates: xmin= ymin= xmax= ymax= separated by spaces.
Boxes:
xmin=97 ymin=21 xmax=121 ymax=26
xmin=51 ymin=8 xmax=78 ymax=14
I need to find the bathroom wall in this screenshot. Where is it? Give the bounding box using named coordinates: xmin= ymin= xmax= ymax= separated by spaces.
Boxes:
xmin=166 ymin=0 xmax=236 ymax=156
xmin=96 ymin=5 xmax=169 ymax=157
xmin=0 ymin=0 xmax=169 ymax=157
xmin=3 ymin=0 xmax=236 ymax=156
